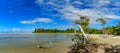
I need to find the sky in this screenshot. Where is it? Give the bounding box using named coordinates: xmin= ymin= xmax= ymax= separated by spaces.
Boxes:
xmin=0 ymin=0 xmax=120 ymax=33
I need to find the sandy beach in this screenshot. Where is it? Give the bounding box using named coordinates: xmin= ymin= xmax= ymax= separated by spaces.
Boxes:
xmin=87 ymin=34 xmax=120 ymax=46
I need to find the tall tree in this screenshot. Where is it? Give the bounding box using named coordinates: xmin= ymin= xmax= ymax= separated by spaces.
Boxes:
xmin=115 ymin=22 xmax=120 ymax=35
xmin=96 ymin=18 xmax=109 ymax=37
xmin=75 ymin=16 xmax=90 ymax=44
xmin=116 ymin=22 xmax=120 ymax=28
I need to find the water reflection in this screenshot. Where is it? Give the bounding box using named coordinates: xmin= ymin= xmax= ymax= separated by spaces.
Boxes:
xmin=0 ymin=34 xmax=72 ymax=51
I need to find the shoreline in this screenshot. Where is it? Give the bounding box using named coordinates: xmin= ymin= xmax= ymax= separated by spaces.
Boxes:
xmin=0 ymin=33 xmax=74 ymax=34
xmin=33 ymin=33 xmax=74 ymax=34
xmin=0 ymin=33 xmax=119 ymax=36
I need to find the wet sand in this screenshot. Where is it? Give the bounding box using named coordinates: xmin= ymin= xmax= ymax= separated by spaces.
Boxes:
xmin=0 ymin=39 xmax=72 ymax=53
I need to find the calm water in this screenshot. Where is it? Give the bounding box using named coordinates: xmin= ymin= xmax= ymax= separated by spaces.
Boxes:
xmin=0 ymin=34 xmax=72 ymax=51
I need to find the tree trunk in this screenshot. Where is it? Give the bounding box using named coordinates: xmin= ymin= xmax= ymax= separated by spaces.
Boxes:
xmin=104 ymin=32 xmax=107 ymax=38
xmin=78 ymin=24 xmax=88 ymax=44
xmin=103 ymin=28 xmax=108 ymax=38
xmin=102 ymin=31 xmax=105 ymax=38
xmin=104 ymin=30 xmax=108 ymax=38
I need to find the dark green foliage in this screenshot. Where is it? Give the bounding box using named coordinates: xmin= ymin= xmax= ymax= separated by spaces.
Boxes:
xmin=114 ymin=22 xmax=120 ymax=35
xmin=75 ymin=16 xmax=89 ymax=26
xmin=32 ymin=28 xmax=75 ymax=33
xmin=96 ymin=18 xmax=109 ymax=25
xmin=32 ymin=28 xmax=102 ymax=34
xmin=32 ymin=24 xmax=120 ymax=35
xmin=100 ymin=22 xmax=120 ymax=35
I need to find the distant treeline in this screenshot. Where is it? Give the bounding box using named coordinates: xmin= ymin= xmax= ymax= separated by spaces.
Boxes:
xmin=32 ymin=28 xmax=75 ymax=33
xmin=32 ymin=28 xmax=102 ymax=34
xmin=32 ymin=22 xmax=120 ymax=35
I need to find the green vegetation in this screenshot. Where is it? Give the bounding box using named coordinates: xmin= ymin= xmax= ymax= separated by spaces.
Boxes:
xmin=104 ymin=22 xmax=120 ymax=35
xmin=32 ymin=28 xmax=101 ymax=33
xmin=96 ymin=18 xmax=110 ymax=37
xmin=33 ymin=16 xmax=120 ymax=35
xmin=32 ymin=28 xmax=75 ymax=33
xmin=33 ymin=22 xmax=120 ymax=35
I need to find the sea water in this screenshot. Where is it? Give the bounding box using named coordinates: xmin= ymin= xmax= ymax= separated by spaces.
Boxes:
xmin=0 ymin=33 xmax=72 ymax=51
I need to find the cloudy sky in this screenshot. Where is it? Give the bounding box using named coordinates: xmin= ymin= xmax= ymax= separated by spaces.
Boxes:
xmin=0 ymin=0 xmax=120 ymax=33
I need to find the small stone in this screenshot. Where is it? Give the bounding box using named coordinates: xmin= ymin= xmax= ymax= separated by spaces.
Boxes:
xmin=113 ymin=45 xmax=120 ymax=53
xmin=104 ymin=44 xmax=113 ymax=49
xmin=105 ymin=48 xmax=113 ymax=53
xmin=78 ymin=49 xmax=86 ymax=53
xmin=85 ymin=44 xmax=92 ymax=51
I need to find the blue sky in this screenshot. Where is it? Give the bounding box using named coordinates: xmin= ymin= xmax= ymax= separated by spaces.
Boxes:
xmin=0 ymin=0 xmax=120 ymax=33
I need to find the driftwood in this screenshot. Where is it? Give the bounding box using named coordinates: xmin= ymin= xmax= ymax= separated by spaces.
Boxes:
xmin=37 ymin=45 xmax=54 ymax=49
xmin=37 ymin=42 xmax=54 ymax=49
xmin=37 ymin=46 xmax=47 ymax=49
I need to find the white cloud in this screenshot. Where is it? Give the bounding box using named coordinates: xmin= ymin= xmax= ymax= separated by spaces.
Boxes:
xmin=73 ymin=1 xmax=83 ymax=5
xmin=105 ymin=15 xmax=120 ymax=19
xmin=35 ymin=0 xmax=43 ymax=5
xmin=59 ymin=6 xmax=80 ymax=20
xmin=89 ymin=0 xmax=111 ymax=7
xmin=55 ymin=24 xmax=76 ymax=29
xmin=12 ymin=28 xmax=20 ymax=32
xmin=35 ymin=0 xmax=120 ymax=26
xmin=20 ymin=21 xmax=32 ymax=24
xmin=20 ymin=28 xmax=34 ymax=32
xmin=8 ymin=10 xmax=15 ymax=14
xmin=59 ymin=6 xmax=120 ymax=24
xmin=20 ymin=18 xmax=53 ymax=24
xmin=98 ymin=0 xmax=110 ymax=5
xmin=113 ymin=2 xmax=120 ymax=7
xmin=0 ymin=28 xmax=35 ymax=33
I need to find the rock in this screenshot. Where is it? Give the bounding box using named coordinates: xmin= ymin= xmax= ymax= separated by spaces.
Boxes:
xmin=68 ymin=41 xmax=120 ymax=53
xmin=96 ymin=43 xmax=114 ymax=53
xmin=85 ymin=44 xmax=93 ymax=51
xmin=92 ymin=43 xmax=99 ymax=48
xmin=103 ymin=44 xmax=113 ymax=49
xmin=67 ymin=51 xmax=74 ymax=53
xmin=78 ymin=49 xmax=86 ymax=53
xmin=97 ymin=47 xmax=104 ymax=53
xmin=97 ymin=43 xmax=105 ymax=48
xmin=113 ymin=45 xmax=120 ymax=53
xmin=85 ymin=44 xmax=97 ymax=53
xmin=102 ymin=44 xmax=114 ymax=53
xmin=104 ymin=48 xmax=113 ymax=53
